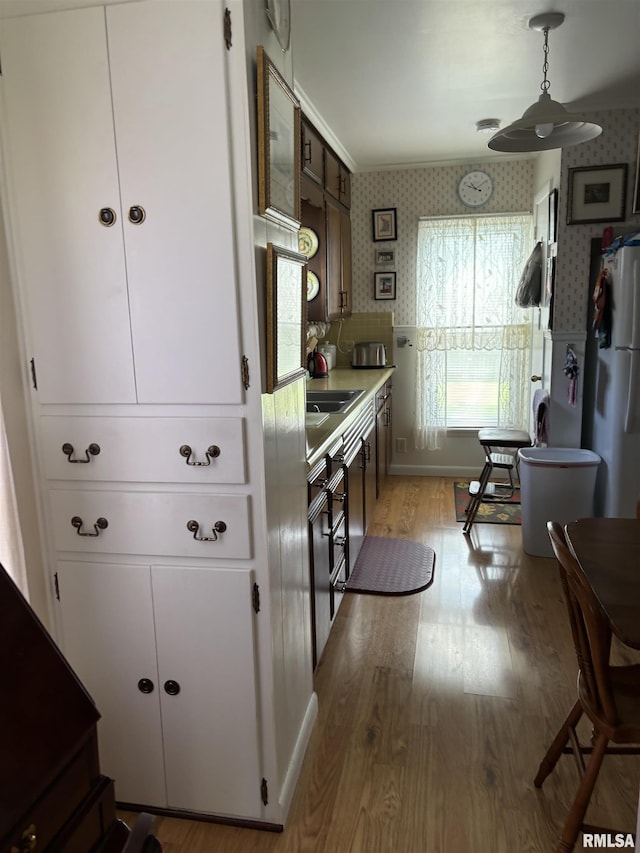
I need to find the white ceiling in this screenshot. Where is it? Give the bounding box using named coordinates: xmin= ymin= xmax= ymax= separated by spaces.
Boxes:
xmin=291 ymin=0 xmax=640 ymax=171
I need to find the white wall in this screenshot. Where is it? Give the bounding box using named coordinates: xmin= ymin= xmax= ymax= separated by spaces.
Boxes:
xmin=241 ymin=0 xmax=315 ymax=818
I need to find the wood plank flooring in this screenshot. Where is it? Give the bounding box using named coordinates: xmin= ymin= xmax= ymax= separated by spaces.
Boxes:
xmin=121 ymin=476 xmax=640 ymax=852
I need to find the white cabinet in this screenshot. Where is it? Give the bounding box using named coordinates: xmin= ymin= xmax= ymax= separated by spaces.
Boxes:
xmin=0 ymin=2 xmax=241 ymax=405
xmin=0 ymin=0 xmax=269 ymax=823
xmin=56 ymin=561 xmax=262 ymax=815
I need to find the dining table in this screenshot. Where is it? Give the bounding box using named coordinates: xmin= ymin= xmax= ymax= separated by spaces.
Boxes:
xmin=564 ymin=517 xmax=640 ymax=650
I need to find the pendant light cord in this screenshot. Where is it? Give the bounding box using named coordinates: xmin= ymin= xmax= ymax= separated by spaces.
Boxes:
xmin=540 ymin=27 xmax=551 ymax=94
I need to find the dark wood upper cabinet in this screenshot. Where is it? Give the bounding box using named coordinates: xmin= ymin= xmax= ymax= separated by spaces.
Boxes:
xmin=324 ymin=148 xmax=351 ymax=209
xmin=300 ymin=115 xmax=352 ymax=321
xmin=301 ymin=120 xmax=324 ymax=186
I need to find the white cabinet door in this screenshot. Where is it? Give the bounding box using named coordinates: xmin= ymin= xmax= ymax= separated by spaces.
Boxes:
xmin=1 ymin=2 xmax=242 ymax=405
xmin=56 ymin=561 xmax=167 ymax=805
xmin=57 ymin=562 xmax=262 ymax=815
xmin=0 ymin=9 xmax=136 ymax=404
xmin=105 ymin=1 xmax=242 ymax=405
xmin=153 ymin=566 xmax=262 ymax=816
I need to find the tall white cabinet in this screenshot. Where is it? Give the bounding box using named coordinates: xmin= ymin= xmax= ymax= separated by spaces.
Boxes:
xmin=2 ymin=2 xmax=240 ymax=405
xmin=0 ymin=0 xmax=312 ymax=827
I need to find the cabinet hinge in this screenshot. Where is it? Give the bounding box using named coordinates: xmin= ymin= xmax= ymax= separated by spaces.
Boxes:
xmin=252 ymin=582 xmax=260 ymax=613
xmin=53 ymin=572 xmax=60 ymax=601
xmin=224 ymin=8 xmax=232 ymax=50
xmin=261 ymin=777 xmax=268 ymax=806
xmin=241 ymin=355 xmax=250 ymax=390
xmin=30 ymin=357 xmax=38 ymax=390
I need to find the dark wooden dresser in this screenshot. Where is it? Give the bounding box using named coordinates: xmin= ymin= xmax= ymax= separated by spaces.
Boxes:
xmin=0 ymin=563 xmax=158 ymax=853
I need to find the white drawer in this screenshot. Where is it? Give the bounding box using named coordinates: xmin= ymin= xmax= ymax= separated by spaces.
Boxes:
xmin=48 ymin=489 xmax=251 ymax=559
xmin=39 ymin=416 xmax=246 ymax=484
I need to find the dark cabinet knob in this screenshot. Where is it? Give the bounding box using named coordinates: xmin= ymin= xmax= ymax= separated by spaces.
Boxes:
xmin=137 ymin=678 xmax=155 ymax=694
xmin=164 ymin=680 xmax=181 ymax=696
xmin=128 ymin=205 xmax=146 ymax=224
xmin=99 ymin=207 xmax=116 ymax=226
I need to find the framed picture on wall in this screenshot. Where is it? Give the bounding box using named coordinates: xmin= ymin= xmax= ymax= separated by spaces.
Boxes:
xmin=374 ymin=248 xmax=395 ymax=265
xmin=372 ymin=208 xmax=397 ymax=242
xmin=374 ymin=271 xmax=396 ymax=300
xmin=257 ymin=46 xmax=301 ymax=229
xmin=265 ymin=243 xmax=307 ymax=393
xmin=567 ymin=163 xmax=628 ymax=225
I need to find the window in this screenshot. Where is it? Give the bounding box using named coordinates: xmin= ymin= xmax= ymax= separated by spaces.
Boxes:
xmin=414 ymin=213 xmax=533 ymax=450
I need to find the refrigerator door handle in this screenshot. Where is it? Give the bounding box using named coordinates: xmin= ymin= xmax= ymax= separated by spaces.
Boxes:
xmin=624 ymin=349 xmax=640 ymax=434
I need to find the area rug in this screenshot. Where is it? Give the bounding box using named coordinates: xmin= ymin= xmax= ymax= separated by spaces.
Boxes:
xmin=454 ymin=481 xmax=521 ymax=526
xmin=346 ymin=536 xmax=435 ymax=596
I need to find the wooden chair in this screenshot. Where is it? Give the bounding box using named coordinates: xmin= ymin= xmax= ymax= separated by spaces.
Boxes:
xmin=534 ymin=521 xmax=640 ymax=853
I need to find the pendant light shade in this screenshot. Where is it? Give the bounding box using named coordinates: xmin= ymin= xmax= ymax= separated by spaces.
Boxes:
xmin=488 ymin=12 xmax=602 ymax=153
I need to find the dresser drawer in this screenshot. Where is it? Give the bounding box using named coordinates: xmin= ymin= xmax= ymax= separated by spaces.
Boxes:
xmin=39 ymin=416 xmax=246 ymax=484
xmin=48 ymin=490 xmax=251 ymax=559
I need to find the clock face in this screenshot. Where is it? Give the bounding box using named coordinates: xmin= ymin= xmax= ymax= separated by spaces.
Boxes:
xmin=458 ymin=170 xmax=493 ymax=208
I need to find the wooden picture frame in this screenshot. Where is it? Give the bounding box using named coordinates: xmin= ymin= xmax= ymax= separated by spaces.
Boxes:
xmin=266 ymin=243 xmax=307 ymax=393
xmin=374 ymin=271 xmax=396 ymax=301
xmin=372 ymin=208 xmax=397 ymax=242
xmin=374 ymin=248 xmax=395 ymax=265
xmin=257 ymin=46 xmax=301 ymax=229
xmin=567 ymin=163 xmax=628 ymax=225
xmin=633 ymin=132 xmax=640 ymax=215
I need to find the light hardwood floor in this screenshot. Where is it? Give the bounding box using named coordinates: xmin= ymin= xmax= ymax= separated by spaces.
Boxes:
xmin=122 ymin=476 xmax=640 ymax=852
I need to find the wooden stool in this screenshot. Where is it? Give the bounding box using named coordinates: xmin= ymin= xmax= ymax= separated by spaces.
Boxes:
xmin=463 ymin=428 xmax=531 ymax=534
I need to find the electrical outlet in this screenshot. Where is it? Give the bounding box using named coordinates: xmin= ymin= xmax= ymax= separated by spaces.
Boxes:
xmin=396 ymin=437 xmax=407 ymax=453
xmin=344 ymin=340 xmax=354 ymax=351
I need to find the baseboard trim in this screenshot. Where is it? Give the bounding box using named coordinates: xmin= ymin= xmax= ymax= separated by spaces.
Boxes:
xmin=278 ymin=691 xmax=318 ymax=823
xmin=389 ymin=464 xmax=480 ymax=478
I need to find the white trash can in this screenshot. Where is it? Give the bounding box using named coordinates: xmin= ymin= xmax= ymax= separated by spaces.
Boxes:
xmin=518 ymin=447 xmax=601 ymax=557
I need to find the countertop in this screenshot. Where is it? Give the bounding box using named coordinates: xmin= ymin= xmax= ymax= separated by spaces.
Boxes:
xmin=305 ymin=367 xmax=395 ymax=469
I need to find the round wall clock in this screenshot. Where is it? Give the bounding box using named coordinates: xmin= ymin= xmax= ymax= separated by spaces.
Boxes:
xmin=457 ymin=170 xmax=494 ymax=208
xmin=265 ymin=0 xmax=291 ymax=52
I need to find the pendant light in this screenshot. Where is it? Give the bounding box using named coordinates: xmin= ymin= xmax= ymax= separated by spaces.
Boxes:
xmin=488 ymin=12 xmax=602 ymax=153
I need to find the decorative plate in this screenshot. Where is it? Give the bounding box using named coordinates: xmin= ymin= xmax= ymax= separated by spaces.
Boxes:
xmin=299 ymin=227 xmax=319 ymax=259
xmin=307 ymin=271 xmax=320 ymax=302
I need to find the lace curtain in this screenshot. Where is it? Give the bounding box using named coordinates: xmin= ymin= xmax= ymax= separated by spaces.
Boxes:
xmin=414 ymin=214 xmax=533 ymax=451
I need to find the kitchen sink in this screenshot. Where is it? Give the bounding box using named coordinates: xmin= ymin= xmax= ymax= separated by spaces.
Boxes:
xmin=306 ymin=389 xmax=363 ymax=414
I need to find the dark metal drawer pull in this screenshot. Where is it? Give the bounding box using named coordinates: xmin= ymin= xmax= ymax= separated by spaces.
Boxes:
xmin=62 ymin=442 xmax=101 ymax=463
xmin=186 ymin=519 xmax=227 ymax=541
xmin=138 ymin=678 xmax=155 ymax=694
xmin=179 ymin=444 xmax=221 ymax=466
xmin=71 ymin=516 xmax=108 ymax=537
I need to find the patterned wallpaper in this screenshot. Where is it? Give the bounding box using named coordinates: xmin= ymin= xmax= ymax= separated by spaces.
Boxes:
xmin=351 ymin=159 xmax=536 ymax=325
xmin=554 ymin=108 xmax=640 ymax=332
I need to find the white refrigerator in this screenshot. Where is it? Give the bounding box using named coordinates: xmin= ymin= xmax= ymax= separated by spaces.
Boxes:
xmin=583 ymin=239 xmax=640 ymax=517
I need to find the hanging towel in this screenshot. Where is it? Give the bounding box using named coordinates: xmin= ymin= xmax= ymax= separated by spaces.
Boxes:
xmin=532 ymin=389 xmax=550 ymax=446
xmin=592 ymin=268 xmax=612 ymax=348
xmin=563 ymin=348 xmax=579 ymax=407
xmin=515 ymin=242 xmax=543 ymax=307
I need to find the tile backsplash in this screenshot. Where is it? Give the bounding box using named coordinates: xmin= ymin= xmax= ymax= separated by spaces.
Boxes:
xmin=320 ymin=311 xmax=394 ymax=368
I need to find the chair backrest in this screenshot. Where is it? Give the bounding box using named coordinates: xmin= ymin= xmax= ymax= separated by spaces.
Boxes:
xmin=546 ymin=521 xmax=618 ymax=727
